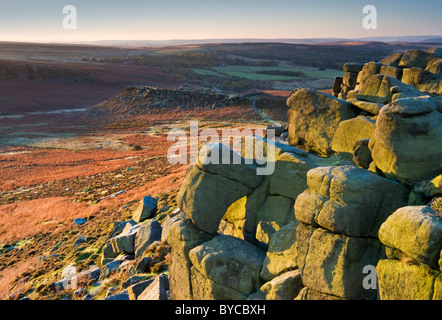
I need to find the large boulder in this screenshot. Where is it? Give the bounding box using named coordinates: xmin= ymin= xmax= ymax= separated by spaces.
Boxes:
xmin=426 ymin=58 xmax=442 ymax=75
xmin=380 ymin=65 xmax=403 ymax=80
xmin=287 ymin=88 xmax=357 ymax=155
xmin=295 ymin=165 xmax=408 ymax=238
xmin=380 ymin=53 xmax=403 ymax=67
xmin=177 ymin=165 xmax=252 ymax=233
xmin=356 ymin=61 xmax=382 ymax=89
xmin=331 ymin=116 xmax=376 ymax=154
xmin=401 ymin=67 xmax=442 ymax=95
xmin=356 ymin=74 xmax=424 ymax=104
xmin=197 ymin=143 xmax=262 ymax=189
xmin=378 ymin=205 xmax=442 ymax=268
xmin=398 ymin=49 xmax=435 ymax=69
xmin=369 ymin=96 xmax=442 ymax=181
xmin=260 ymin=270 xmax=303 ymax=300
xmin=189 ymin=235 xmax=266 ymax=298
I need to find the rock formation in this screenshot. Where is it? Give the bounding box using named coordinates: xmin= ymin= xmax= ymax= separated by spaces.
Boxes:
xmin=164 ymin=48 xmax=442 ymax=301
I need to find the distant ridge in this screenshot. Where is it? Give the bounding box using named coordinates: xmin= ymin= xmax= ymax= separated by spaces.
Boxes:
xmin=71 ymin=36 xmax=442 ymax=47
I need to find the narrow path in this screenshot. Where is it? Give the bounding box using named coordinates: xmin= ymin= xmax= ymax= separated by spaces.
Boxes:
xmin=250 ymin=100 xmax=283 ymax=128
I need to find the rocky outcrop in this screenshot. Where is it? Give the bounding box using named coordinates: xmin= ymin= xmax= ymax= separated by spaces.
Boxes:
xmin=166 ymin=48 xmax=442 ymax=301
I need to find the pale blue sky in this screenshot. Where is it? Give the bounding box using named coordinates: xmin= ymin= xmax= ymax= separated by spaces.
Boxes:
xmin=0 ymin=0 xmax=440 ymax=42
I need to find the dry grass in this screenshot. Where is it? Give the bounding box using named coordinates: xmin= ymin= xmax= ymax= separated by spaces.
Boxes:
xmin=0 ymin=197 xmax=95 ymax=244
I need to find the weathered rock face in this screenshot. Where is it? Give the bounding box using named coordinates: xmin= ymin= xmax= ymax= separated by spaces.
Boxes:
xmin=352 ymin=138 xmax=372 ymax=169
xmin=189 ymin=235 xmax=266 ymax=299
xmin=377 ymin=205 xmax=442 ymax=300
xmin=426 ymin=58 xmax=442 ymax=75
xmin=221 ymin=178 xmax=269 ymax=240
xmin=168 ymin=218 xmax=214 ymax=300
xmin=295 ymin=165 xmax=408 ymax=238
xmin=369 ymin=96 xmax=442 ymax=181
xmin=356 ymin=61 xmax=382 ymax=89
xmin=291 ymin=165 xmax=409 ymax=300
xmin=260 ymin=220 xmax=299 ymax=282
xmin=134 ymin=220 xmax=162 ymax=258
xmin=287 ymin=88 xmax=357 ymax=155
xmin=295 ymin=222 xmax=385 ymax=300
xmin=102 ymin=224 xmax=141 ymax=260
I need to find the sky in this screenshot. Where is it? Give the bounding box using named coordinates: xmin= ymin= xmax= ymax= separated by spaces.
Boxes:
xmin=0 ymin=0 xmax=441 ymax=43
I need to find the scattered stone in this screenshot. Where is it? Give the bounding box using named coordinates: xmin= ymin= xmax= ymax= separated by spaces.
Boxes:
xmin=74 ymin=218 xmax=88 ymax=225
xmin=132 ymin=196 xmax=158 ymax=223
xmin=127 ymin=279 xmax=155 ymax=300
xmin=100 ymin=260 xmax=123 ymax=279
xmin=104 ymin=290 xmax=130 ymax=300
xmin=137 ymin=274 xmax=169 ymax=300
xmin=134 ymin=219 xmax=162 ymax=258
